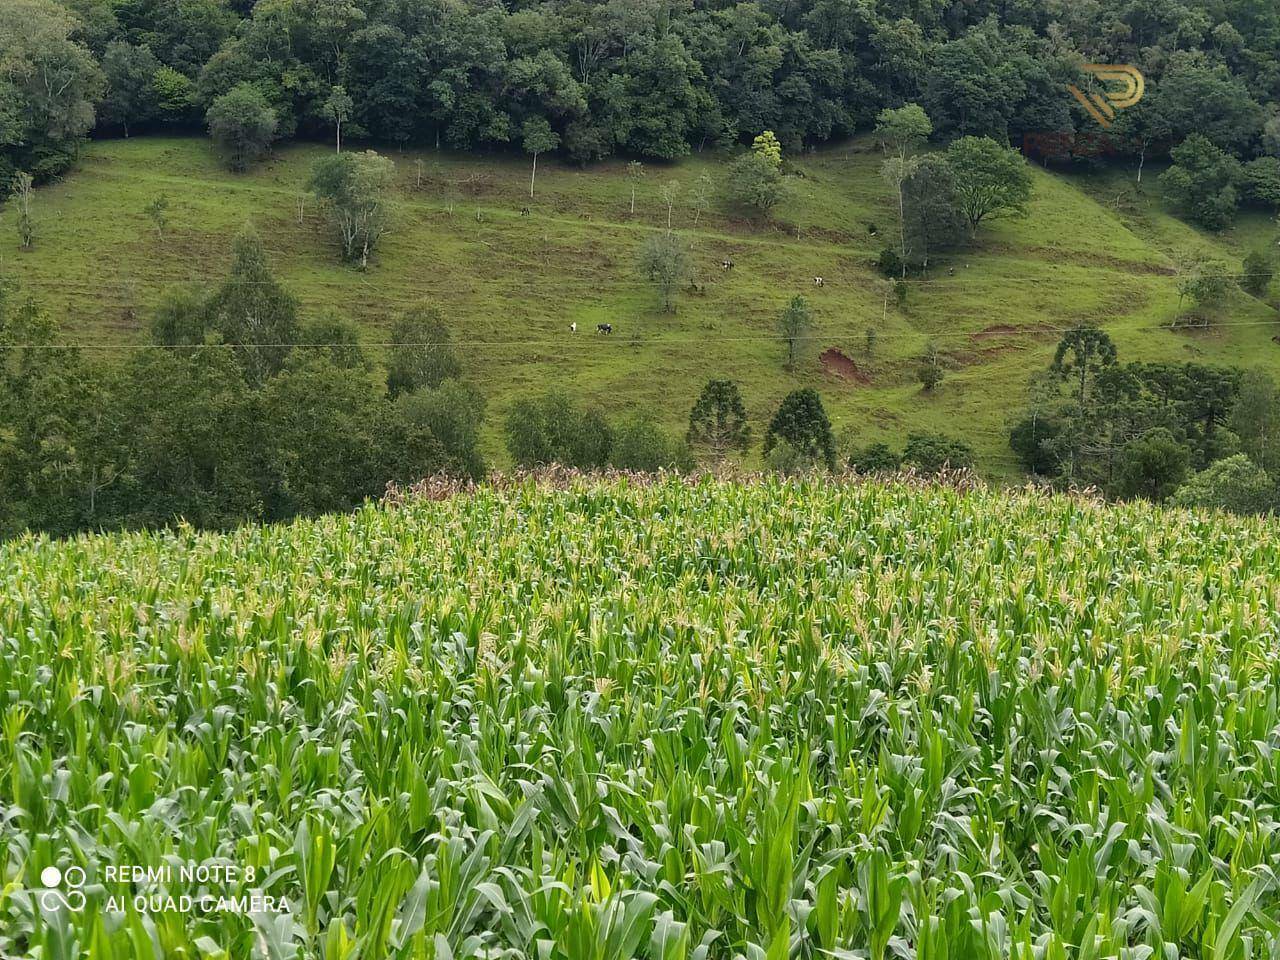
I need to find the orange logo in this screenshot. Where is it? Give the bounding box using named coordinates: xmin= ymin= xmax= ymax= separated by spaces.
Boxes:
xmin=1068 ymin=65 xmax=1145 ymax=128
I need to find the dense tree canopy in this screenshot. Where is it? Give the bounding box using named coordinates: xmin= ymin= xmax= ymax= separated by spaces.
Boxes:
xmin=4 ymin=0 xmax=1277 ymax=184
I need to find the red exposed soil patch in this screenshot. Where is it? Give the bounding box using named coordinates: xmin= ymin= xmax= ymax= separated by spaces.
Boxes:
xmin=971 ymin=324 xmax=1020 ymax=341
xmin=821 ymin=348 xmax=871 ymax=384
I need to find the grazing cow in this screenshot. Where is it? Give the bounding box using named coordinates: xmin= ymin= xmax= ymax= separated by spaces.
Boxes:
xmin=596 ymin=323 xmax=613 ymax=334
xmin=721 ymin=259 xmax=735 ymax=270
xmin=570 ymin=321 xmax=577 ymax=333
xmin=947 ymin=267 xmax=955 ymax=276
xmin=813 ymin=276 xmax=824 ymax=287
xmin=520 ymin=206 xmax=531 ymax=217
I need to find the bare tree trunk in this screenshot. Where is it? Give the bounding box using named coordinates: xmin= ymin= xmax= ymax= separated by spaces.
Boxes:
xmin=530 ymin=154 xmax=537 ymax=198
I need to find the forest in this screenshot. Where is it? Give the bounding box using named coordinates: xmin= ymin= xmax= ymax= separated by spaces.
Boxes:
xmin=3 ymin=0 xmax=1278 ymax=184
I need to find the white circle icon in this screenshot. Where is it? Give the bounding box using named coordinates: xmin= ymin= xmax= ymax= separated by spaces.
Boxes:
xmin=40 ymin=866 xmax=62 ymax=888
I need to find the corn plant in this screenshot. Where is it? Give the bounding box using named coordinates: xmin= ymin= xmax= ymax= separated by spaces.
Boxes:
xmin=1 ymin=476 xmax=1277 ymax=959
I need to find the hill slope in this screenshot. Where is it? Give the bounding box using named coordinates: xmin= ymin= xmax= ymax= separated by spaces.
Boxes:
xmin=3 ymin=137 xmax=1278 ymax=472
xmin=3 ymin=476 xmax=1278 ymax=954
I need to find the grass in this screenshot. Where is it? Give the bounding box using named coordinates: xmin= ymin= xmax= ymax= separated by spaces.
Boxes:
xmin=1 ymin=474 xmax=1278 ymax=956
xmin=1 ymin=136 xmax=1278 ymax=473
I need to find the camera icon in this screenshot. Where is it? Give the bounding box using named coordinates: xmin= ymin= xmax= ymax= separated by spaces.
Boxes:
xmin=38 ymin=864 xmax=86 ymax=912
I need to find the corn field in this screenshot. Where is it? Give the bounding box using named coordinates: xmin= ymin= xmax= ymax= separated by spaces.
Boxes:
xmin=2 ymin=476 xmax=1278 ymax=959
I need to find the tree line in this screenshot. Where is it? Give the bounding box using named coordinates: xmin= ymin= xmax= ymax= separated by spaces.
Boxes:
xmin=1008 ymin=324 xmax=1280 ymax=514
xmin=0 ymin=228 xmax=490 ymax=537
xmin=3 ymin=0 xmax=1278 ymax=188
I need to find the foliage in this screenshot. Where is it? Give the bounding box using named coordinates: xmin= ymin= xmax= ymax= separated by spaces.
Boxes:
xmin=874 ymin=104 xmax=931 ymax=158
xmin=5 ymin=477 xmax=1279 ymax=954
xmin=637 ymin=231 xmax=690 ymax=313
xmin=385 ymin=306 xmax=462 ymax=398
xmin=848 ymin=441 xmax=901 ymax=473
xmin=876 ymin=247 xmax=904 ymax=279
xmin=763 ymin=388 xmax=836 ymax=472
xmin=98 ymin=40 xmax=161 ymax=137
xmin=1230 ymin=369 xmax=1280 ymax=474
xmin=206 ymin=82 xmax=277 ymax=172
xmin=322 ymin=84 xmax=354 ymax=152
xmin=608 ymin=414 xmax=692 ymax=472
xmin=522 ymin=117 xmax=559 ymax=199
xmin=1241 ymin=249 xmax=1274 ymax=299
xmin=1243 ymin=157 xmax=1280 ymax=209
xmin=777 ymin=295 xmax=811 ymax=367
xmin=1172 ymin=454 xmax=1274 ymax=514
xmin=308 ymin=149 xmax=396 ymax=268
xmin=204 ymin=224 xmax=298 ymax=384
xmin=389 ymin=378 xmax=488 ymax=481
xmin=1009 ymin=415 xmax=1063 ymax=476
xmin=1052 ymin=324 xmax=1117 ymax=405
xmin=149 ymin=282 xmax=208 ymax=346
xmin=750 ymin=130 xmax=783 ymax=168
xmin=1177 ymin=260 xmax=1232 ymax=321
xmin=901 ymin=154 xmax=966 ymax=270
xmin=0 ymin=0 xmax=103 ymax=180
xmin=902 ymin=431 xmax=974 ymax=473
xmin=1160 ymin=135 xmax=1243 ymax=230
xmin=726 ymin=150 xmax=786 ymax=218
xmin=260 ymin=353 xmax=390 ymax=517
xmin=686 ymin=379 xmax=751 ymax=463
xmin=1115 ymin=427 xmax=1190 ymax=501
xmin=916 ymin=342 xmax=943 ymax=391
xmin=142 ymin=192 xmax=168 ymax=237
xmin=505 ymin=392 xmax=612 ymax=468
xmin=944 ymin=136 xmax=1033 ymax=232
xmin=12 ymin=171 xmax=34 ymax=249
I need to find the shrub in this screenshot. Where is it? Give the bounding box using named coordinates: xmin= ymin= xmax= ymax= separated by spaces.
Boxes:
xmin=902 ymin=432 xmax=974 ymax=473
xmin=1172 ymin=454 xmax=1274 ymax=514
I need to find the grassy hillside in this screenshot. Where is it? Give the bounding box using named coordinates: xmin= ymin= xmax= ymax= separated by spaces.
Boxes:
xmin=2 ymin=476 xmax=1278 ymax=955
xmin=2 ymin=137 xmax=1278 ymax=472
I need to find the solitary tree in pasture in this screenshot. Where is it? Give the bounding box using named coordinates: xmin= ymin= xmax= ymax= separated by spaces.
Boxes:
xmin=144 ymin=194 xmax=169 ymax=238
xmin=626 ymin=161 xmax=644 ymax=214
xmin=945 ymin=136 xmax=1033 ymax=233
xmin=523 ymin=118 xmax=559 ymax=199
xmin=638 ymin=231 xmax=690 ymax=313
xmin=777 ymin=295 xmax=811 ymax=367
xmin=308 ymin=150 xmax=396 ymax=269
xmin=13 ymin=172 xmax=35 ymax=249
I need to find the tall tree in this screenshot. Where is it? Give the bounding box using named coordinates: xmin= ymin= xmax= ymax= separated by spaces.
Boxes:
xmin=205 ymin=225 xmax=298 ymax=385
xmin=322 ymin=84 xmax=354 ymax=152
xmin=308 ymin=149 xmax=396 ymax=268
xmin=763 ymin=388 xmax=836 ymax=471
xmin=98 ymin=40 xmax=160 ymax=137
xmin=638 ymin=231 xmax=690 ymax=313
xmin=1160 ymin=134 xmax=1243 ymax=230
xmin=876 ymin=104 xmax=932 ymax=273
xmin=206 ymin=83 xmax=277 ymax=172
xmin=777 ymin=295 xmax=812 ymax=367
xmin=1231 ymin=370 xmax=1280 ymax=474
xmin=385 ymin=307 xmax=461 ymax=398
xmin=0 ymin=0 xmax=103 ymax=179
xmin=522 ymin=117 xmax=559 ymax=199
xmin=687 ymin=379 xmax=752 ymax=463
xmin=945 ymin=137 xmax=1033 ymax=234
xmin=901 ymin=155 xmax=966 ymax=271
xmin=1052 ymin=324 xmax=1117 ymax=406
